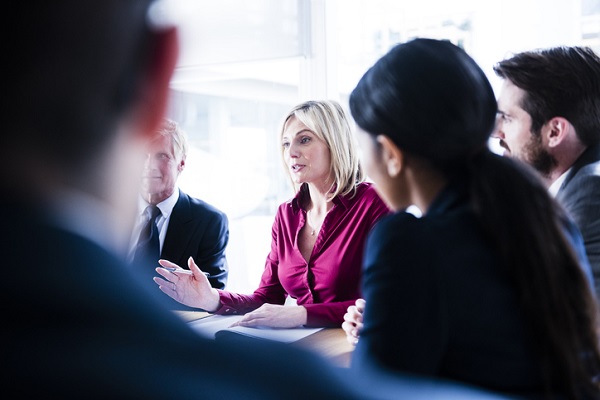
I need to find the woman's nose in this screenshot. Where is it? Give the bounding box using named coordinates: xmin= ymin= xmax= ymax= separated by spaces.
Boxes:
xmin=288 ymin=143 xmax=300 ymax=158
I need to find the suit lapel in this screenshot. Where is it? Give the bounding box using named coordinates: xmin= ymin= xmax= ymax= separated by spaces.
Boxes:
xmin=162 ymin=190 xmax=195 ymax=266
xmin=559 ymin=142 xmax=600 ymax=193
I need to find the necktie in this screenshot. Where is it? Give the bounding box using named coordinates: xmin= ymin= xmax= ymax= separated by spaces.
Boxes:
xmin=132 ymin=205 xmax=161 ymax=267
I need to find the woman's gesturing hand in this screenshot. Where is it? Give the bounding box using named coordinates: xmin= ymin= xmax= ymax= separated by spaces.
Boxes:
xmin=154 ymin=257 xmax=221 ymax=312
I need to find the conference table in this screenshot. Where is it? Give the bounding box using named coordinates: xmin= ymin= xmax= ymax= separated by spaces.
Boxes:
xmin=174 ymin=310 xmax=355 ymax=368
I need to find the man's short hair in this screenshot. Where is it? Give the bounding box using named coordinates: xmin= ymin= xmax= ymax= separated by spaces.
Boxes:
xmin=156 ymin=118 xmax=189 ymax=161
xmin=494 ymin=46 xmax=600 ymax=146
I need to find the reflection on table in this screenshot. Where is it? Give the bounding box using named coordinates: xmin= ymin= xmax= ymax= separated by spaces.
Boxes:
xmin=294 ymin=327 xmax=354 ymax=368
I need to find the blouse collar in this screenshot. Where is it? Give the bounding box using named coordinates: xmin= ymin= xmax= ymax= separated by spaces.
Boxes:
xmin=288 ymin=183 xmax=352 ymax=213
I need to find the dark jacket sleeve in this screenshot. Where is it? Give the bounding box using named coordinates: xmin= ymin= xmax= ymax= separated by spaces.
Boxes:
xmin=557 ymin=165 xmax=600 ymax=298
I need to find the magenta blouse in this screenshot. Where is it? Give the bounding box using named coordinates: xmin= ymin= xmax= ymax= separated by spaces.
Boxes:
xmin=216 ymin=182 xmax=390 ymax=327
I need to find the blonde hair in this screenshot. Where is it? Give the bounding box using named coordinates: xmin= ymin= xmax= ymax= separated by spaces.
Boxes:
xmin=280 ymin=100 xmax=364 ymax=200
xmin=156 ymin=118 xmax=189 ymax=161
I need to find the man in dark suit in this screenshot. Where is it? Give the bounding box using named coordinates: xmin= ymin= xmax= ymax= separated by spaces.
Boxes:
xmin=129 ymin=118 xmax=228 ymax=290
xmin=493 ymin=46 xmax=600 ymax=298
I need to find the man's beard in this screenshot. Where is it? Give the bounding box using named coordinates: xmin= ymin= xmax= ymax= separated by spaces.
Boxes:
xmin=523 ymin=132 xmax=557 ymax=178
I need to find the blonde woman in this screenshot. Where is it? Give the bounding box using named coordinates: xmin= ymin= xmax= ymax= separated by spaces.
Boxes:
xmin=155 ymin=100 xmax=390 ymax=328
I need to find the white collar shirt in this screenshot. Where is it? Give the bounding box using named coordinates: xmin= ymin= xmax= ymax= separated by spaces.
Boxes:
xmin=548 ymin=168 xmax=571 ymax=198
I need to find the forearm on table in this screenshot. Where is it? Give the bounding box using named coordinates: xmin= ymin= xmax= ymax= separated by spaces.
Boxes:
xmin=215 ymin=290 xmax=282 ymax=315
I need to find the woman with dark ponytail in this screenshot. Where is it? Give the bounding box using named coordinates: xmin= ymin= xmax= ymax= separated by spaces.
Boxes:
xmin=344 ymin=38 xmax=600 ymax=398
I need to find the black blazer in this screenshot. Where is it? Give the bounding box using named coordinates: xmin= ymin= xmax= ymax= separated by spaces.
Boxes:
xmin=162 ymin=189 xmax=229 ymax=289
xmin=353 ymin=178 xmax=545 ymax=394
xmin=556 ymin=142 xmax=600 ymax=298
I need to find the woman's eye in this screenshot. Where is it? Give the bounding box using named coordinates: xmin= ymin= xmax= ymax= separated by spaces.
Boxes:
xmin=282 ymin=142 xmax=290 ymax=148
xmin=300 ymin=136 xmax=311 ymax=144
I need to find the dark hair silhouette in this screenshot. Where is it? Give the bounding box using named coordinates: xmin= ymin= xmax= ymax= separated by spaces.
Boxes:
xmin=7 ymin=0 xmax=154 ymax=174
xmin=350 ymin=38 xmax=600 ymax=398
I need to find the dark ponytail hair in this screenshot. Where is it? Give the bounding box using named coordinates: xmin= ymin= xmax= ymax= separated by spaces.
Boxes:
xmin=350 ymin=38 xmax=600 ymax=398
xmin=469 ymin=151 xmax=600 ymax=398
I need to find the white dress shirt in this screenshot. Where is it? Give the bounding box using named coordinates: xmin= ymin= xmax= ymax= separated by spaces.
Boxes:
xmin=548 ymin=168 xmax=571 ymax=198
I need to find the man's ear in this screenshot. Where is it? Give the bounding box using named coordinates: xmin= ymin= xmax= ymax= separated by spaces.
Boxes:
xmin=178 ymin=157 xmax=186 ymax=172
xmin=131 ymin=27 xmax=179 ymax=141
xmin=544 ymin=117 xmax=571 ymax=149
xmin=376 ymin=135 xmax=404 ymax=177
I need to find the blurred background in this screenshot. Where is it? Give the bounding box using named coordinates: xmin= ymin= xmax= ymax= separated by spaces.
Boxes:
xmin=157 ymin=0 xmax=600 ymax=293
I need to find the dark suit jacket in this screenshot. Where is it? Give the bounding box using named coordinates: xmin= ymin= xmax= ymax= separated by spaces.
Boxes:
xmin=162 ymin=189 xmax=229 ymax=289
xmin=3 ymin=200 xmax=508 ymax=399
xmin=353 ymin=178 xmax=546 ymax=395
xmin=556 ymin=142 xmax=600 ymax=298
